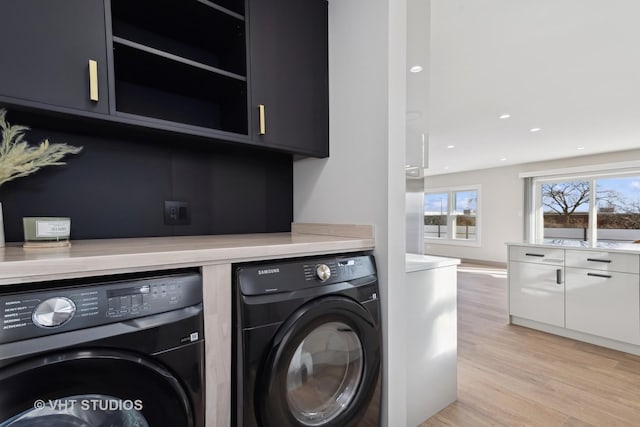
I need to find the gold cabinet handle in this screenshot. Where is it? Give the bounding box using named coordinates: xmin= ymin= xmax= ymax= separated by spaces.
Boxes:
xmin=88 ymin=59 xmax=98 ymax=102
xmin=258 ymin=104 xmax=266 ymax=135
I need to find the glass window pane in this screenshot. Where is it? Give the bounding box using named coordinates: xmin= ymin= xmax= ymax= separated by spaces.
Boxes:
xmin=424 ymin=193 xmax=448 ymax=239
xmin=595 ymin=177 xmax=640 ymax=243
xmin=541 ymin=180 xmax=590 ymax=241
xmin=453 ymin=190 xmax=477 ymax=215
xmin=453 ymin=190 xmax=477 ymax=240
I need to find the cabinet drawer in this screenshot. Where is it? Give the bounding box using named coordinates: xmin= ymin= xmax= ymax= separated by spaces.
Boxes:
xmin=509 ymin=246 xmax=564 ymax=266
xmin=565 ymin=250 xmax=639 ymax=274
xmin=509 ymin=261 xmax=565 ymax=327
xmin=565 ymin=267 xmax=640 ymax=344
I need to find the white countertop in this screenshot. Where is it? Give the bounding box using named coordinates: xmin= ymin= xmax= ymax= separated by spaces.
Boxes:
xmin=405 ymin=253 xmax=460 ymax=273
xmin=507 ymin=240 xmax=640 ymax=254
xmin=0 ymin=224 xmax=375 ymax=285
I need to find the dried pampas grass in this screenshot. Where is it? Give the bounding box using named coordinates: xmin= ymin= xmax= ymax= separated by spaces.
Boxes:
xmin=0 ymin=109 xmax=82 ymax=186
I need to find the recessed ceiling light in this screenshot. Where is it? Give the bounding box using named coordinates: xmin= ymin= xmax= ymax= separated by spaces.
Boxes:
xmin=444 ymin=166 xmax=449 ymax=170
xmin=409 ymin=65 xmax=423 ymax=73
xmin=577 ymin=146 xmax=585 ymax=150
xmin=500 ymin=157 xmax=507 ymax=161
xmin=447 ymin=145 xmax=455 ymax=149
xmin=529 ymin=127 xmax=542 ymax=133
xmin=499 ymin=114 xmax=511 ymax=119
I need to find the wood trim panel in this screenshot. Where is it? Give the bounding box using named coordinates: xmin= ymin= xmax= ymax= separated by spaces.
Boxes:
xmin=292 ymin=223 xmax=375 ymax=239
xmin=202 ymin=263 xmax=232 ymax=427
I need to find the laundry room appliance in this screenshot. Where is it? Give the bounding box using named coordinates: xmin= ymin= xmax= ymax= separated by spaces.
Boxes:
xmin=233 ymin=253 xmax=381 ymax=427
xmin=0 ymin=269 xmax=204 ymax=427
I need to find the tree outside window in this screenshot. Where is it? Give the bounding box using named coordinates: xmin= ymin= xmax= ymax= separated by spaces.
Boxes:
xmin=539 ymin=176 xmax=640 ymax=242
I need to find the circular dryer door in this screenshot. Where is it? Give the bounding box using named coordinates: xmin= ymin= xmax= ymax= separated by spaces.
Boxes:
xmin=0 ymin=349 xmax=194 ymax=427
xmin=257 ymin=296 xmax=380 ymax=427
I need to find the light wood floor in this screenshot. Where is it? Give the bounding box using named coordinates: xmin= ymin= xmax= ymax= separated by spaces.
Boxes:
xmin=420 ymin=264 xmax=640 ymax=427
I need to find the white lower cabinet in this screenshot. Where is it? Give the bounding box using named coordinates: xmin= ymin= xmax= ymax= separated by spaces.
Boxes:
xmin=565 ymin=267 xmax=640 ymax=345
xmin=509 ymin=261 xmax=565 ymax=327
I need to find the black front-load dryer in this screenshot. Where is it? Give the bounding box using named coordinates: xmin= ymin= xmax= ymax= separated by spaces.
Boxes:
xmin=233 ymin=253 xmax=381 ymax=427
xmin=0 ymin=269 xmax=205 ymax=427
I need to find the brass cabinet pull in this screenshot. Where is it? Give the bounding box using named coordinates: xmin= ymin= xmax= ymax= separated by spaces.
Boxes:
xmin=89 ymin=59 xmax=98 ymax=102
xmin=258 ymin=104 xmax=266 ymax=135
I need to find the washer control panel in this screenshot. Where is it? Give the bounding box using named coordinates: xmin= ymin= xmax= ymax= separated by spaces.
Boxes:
xmin=0 ymin=271 xmax=201 ymax=344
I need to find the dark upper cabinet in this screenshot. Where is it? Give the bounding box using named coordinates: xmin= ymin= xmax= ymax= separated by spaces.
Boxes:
xmin=0 ymin=0 xmax=109 ymax=114
xmin=248 ymin=0 xmax=329 ymax=157
xmin=0 ymin=0 xmax=328 ymax=158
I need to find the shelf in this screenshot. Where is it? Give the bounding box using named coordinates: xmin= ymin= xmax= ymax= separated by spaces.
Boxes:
xmin=111 ymin=0 xmax=246 ymax=76
xmin=113 ymin=37 xmax=246 ymax=82
xmin=113 ymin=42 xmax=247 ymax=134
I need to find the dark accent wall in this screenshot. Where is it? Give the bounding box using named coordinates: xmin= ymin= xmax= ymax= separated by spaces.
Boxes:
xmin=0 ymin=112 xmax=293 ymax=243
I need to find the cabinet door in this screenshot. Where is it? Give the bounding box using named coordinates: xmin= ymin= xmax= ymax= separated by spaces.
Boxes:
xmin=0 ymin=0 xmax=108 ymax=114
xmin=248 ymin=0 xmax=328 ymax=157
xmin=509 ymin=261 xmax=564 ymax=327
xmin=565 ymin=267 xmax=640 ymax=344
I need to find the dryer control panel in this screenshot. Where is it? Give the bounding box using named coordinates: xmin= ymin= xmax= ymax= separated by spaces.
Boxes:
xmin=0 ymin=271 xmax=201 ymax=344
xmin=237 ymin=254 xmax=377 ymax=296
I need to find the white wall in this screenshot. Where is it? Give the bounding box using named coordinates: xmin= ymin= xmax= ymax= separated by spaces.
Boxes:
xmin=293 ymin=1 xmax=408 ymax=426
xmin=425 ymin=148 xmax=640 ymax=264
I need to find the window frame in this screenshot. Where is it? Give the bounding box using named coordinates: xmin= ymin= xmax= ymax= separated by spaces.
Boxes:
xmin=530 ymin=169 xmax=640 ymax=244
xmin=424 ymin=184 xmax=481 ymax=247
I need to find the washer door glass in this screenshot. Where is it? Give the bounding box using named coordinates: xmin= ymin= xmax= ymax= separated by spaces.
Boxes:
xmin=0 ymin=394 xmax=148 ymax=427
xmin=286 ymin=321 xmax=363 ymax=426
xmin=0 ymin=350 xmax=194 ymax=427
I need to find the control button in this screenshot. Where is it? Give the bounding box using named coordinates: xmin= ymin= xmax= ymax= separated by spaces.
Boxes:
xmin=131 ymin=294 xmax=142 ymax=307
xmin=315 ymin=264 xmax=331 ymax=282
xmin=120 ymin=296 xmax=131 ymax=309
xmin=32 ymin=297 xmax=76 ymax=328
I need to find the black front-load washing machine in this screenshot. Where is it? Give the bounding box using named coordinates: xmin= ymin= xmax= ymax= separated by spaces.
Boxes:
xmin=233 ymin=253 xmax=381 ymax=427
xmin=0 ymin=269 xmax=205 ymax=427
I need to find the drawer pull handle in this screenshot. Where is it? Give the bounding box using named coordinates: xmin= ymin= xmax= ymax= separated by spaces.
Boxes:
xmin=587 ymin=258 xmax=611 ymax=263
xmin=88 ymin=59 xmax=98 ymax=102
xmin=258 ymin=104 xmax=266 ymax=135
xmin=556 ymin=269 xmax=563 ymax=285
xmin=525 ymin=253 xmax=545 ymax=257
xmin=587 ymin=272 xmax=612 ymax=279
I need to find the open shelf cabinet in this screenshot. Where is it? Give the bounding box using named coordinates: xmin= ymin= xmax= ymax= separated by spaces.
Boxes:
xmin=110 ymin=0 xmax=248 ymax=135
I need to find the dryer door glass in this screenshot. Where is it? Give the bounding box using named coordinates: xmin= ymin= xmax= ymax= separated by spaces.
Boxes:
xmin=258 ymin=296 xmax=380 ymax=427
xmin=285 ymin=321 xmax=363 ymax=426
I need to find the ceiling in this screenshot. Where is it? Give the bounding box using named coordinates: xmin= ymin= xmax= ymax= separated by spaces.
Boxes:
xmin=418 ymin=0 xmax=640 ymax=176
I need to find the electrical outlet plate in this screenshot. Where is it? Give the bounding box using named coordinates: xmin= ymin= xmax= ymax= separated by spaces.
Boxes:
xmin=164 ymin=201 xmax=190 ymax=225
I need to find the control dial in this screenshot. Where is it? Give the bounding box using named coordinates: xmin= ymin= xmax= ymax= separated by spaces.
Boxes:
xmin=32 ymin=297 xmax=76 ymax=328
xmin=315 ymin=264 xmax=331 ymax=282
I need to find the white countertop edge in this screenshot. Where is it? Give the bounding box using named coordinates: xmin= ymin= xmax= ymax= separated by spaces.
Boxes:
xmin=506 ymin=241 xmax=640 ymax=254
xmin=405 ymin=253 xmax=461 ymax=272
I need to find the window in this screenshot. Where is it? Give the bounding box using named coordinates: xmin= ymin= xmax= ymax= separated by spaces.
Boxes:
xmin=532 ymin=171 xmax=640 ymax=244
xmin=424 ymin=186 xmax=480 ymax=244
xmin=540 ymin=180 xmax=590 ymax=241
